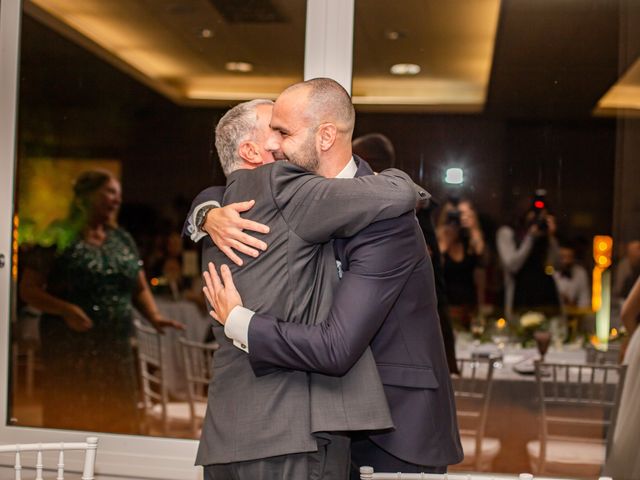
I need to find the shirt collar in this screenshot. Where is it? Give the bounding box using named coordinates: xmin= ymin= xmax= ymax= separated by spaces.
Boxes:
xmin=335 ymin=157 xmax=357 ymax=179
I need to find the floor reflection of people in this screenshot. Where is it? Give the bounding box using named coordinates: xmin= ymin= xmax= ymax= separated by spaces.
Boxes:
xmin=19 ymin=170 xmax=182 ymax=434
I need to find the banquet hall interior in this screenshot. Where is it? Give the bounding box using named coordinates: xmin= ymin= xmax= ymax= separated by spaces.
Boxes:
xmin=1 ymin=0 xmax=640 ymax=479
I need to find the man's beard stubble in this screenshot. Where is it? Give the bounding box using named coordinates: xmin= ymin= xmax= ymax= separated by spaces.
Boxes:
xmin=287 ymin=130 xmax=320 ymax=174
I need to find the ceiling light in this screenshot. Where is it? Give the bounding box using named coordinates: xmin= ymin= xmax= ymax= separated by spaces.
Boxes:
xmin=199 ymin=28 xmax=213 ymax=39
xmin=384 ymin=30 xmax=404 ymax=41
xmin=225 ymin=62 xmax=253 ymax=73
xmin=445 ymin=168 xmax=464 ymax=185
xmin=390 ymin=63 xmax=421 ymax=76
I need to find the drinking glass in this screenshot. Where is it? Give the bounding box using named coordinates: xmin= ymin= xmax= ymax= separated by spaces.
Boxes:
xmin=534 ymin=330 xmax=552 ymax=362
xmin=470 ymin=316 xmax=486 ymax=347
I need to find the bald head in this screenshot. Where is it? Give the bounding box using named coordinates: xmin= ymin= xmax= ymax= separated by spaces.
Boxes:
xmin=281 ymin=78 xmax=355 ymax=136
xmin=268 ymin=78 xmax=357 ymax=177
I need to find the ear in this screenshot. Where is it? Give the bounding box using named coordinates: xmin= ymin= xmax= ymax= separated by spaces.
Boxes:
xmin=317 ymin=123 xmax=337 ymax=152
xmin=238 ymin=141 xmax=262 ymax=165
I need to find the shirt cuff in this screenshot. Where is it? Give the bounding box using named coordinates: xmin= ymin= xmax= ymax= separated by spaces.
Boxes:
xmin=224 ymin=305 xmax=254 ymax=353
xmin=188 ymin=200 xmax=221 ymax=242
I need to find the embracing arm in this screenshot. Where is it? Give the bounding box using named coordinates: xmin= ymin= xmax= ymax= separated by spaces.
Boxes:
xmin=247 ymin=215 xmax=418 ymax=376
xmin=272 ymin=162 xmax=426 ymax=243
xmin=184 ymin=185 xmax=270 ymax=265
xmin=182 ymin=186 xmax=225 ymax=241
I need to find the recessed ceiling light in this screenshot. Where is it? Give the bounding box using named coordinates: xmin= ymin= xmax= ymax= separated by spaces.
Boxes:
xmin=390 ymin=63 xmax=421 ymax=76
xmin=385 ymin=30 xmax=401 ymax=40
xmin=199 ymin=28 xmax=213 ymax=39
xmin=225 ymin=61 xmax=253 ymax=73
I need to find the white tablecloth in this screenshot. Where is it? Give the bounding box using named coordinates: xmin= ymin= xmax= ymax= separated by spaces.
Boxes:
xmin=456 ymin=340 xmax=587 ymax=381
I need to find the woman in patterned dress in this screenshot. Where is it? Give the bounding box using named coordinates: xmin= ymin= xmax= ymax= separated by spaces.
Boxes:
xmin=20 ymin=170 xmax=182 ymax=434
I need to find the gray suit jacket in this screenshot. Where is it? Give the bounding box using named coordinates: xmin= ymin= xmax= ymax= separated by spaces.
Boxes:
xmin=196 ymin=161 xmax=421 ymax=465
xmin=248 ymin=160 xmax=463 ymax=467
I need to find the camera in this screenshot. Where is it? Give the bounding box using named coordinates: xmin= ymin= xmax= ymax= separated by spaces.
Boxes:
xmin=445 ymin=196 xmax=470 ymax=241
xmin=445 ymin=195 xmax=462 ymax=227
xmin=531 ymin=189 xmax=548 ymax=232
xmin=445 ymin=209 xmax=462 ymax=228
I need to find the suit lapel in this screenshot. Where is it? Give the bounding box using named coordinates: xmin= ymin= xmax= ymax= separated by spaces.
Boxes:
xmin=333 ymin=156 xmax=374 ymax=266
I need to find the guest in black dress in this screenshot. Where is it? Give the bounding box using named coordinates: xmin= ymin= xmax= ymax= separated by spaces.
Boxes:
xmin=437 ymin=198 xmax=487 ymax=328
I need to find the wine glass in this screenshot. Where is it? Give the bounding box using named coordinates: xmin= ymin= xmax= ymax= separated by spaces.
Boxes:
xmin=491 ymin=318 xmax=509 ymax=369
xmin=534 ymin=330 xmax=551 ymax=362
xmin=470 ymin=316 xmax=486 ymax=347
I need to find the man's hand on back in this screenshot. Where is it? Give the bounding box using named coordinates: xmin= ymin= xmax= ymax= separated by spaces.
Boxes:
xmin=202 ymin=262 xmax=243 ymax=325
xmin=204 ymin=200 xmax=270 ymax=266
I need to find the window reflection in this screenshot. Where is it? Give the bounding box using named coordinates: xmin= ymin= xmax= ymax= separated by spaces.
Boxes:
xmin=8 ymin=0 xmax=640 ymax=477
xmin=11 ymin=0 xmax=305 ymax=438
xmin=353 ymin=0 xmax=639 ymax=477
xmin=19 ymin=171 xmax=147 ymax=434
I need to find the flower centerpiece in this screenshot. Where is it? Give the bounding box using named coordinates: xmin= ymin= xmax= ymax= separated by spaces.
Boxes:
xmin=518 ymin=311 xmax=547 ymax=347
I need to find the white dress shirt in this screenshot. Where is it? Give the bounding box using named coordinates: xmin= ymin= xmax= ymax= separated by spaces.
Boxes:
xmin=553 ymin=264 xmax=590 ymax=308
xmin=189 ymin=200 xmax=221 ymax=242
xmin=224 ymin=157 xmax=358 ymax=352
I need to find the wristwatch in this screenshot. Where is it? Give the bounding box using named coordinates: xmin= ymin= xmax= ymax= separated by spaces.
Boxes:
xmin=196 ymin=204 xmax=218 ymax=232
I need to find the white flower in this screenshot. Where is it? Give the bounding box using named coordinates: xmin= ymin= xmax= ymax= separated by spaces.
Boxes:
xmin=520 ymin=311 xmax=545 ymax=329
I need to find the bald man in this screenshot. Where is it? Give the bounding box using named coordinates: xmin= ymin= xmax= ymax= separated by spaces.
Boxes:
xmin=190 ymin=78 xmax=462 ymax=477
xmin=192 ymin=89 xmax=425 ymax=479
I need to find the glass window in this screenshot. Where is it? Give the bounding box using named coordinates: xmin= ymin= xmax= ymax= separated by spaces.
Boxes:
xmin=10 ymin=0 xmax=306 ymax=438
xmin=354 ymin=0 xmax=639 ymax=478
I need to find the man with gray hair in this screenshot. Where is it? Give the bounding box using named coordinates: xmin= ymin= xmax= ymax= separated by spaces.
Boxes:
xmin=196 ymin=78 xmax=462 ymax=477
xmin=191 ymin=92 xmax=424 ymax=479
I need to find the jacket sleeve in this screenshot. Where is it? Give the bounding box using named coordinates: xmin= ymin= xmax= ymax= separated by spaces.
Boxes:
xmin=247 ymin=213 xmax=417 ymax=376
xmin=271 ymin=162 xmax=426 ymax=244
xmin=181 ymin=186 xmax=226 ymax=241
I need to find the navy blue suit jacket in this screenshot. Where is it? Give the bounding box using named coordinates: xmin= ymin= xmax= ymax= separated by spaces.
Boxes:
xmin=245 ymin=159 xmax=462 ymax=467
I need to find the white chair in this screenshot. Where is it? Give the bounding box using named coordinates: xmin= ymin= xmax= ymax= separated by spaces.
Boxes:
xmin=526 ymin=361 xmax=627 ymax=477
xmin=0 ymin=436 xmax=98 ymax=479
xmin=133 ymin=319 xmax=192 ymax=435
xmin=178 ymin=337 xmax=218 ymax=436
xmin=450 ymin=357 xmax=501 ymax=471
xmin=359 ymin=467 xmax=531 ymax=479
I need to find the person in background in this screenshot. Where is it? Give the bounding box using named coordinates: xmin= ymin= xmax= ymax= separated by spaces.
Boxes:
xmin=496 ymin=190 xmax=561 ymax=321
xmin=553 ymin=241 xmax=590 ymax=309
xmin=19 ymin=170 xmax=183 ymax=434
xmin=436 ymin=197 xmax=487 ymax=329
xmin=604 ymin=276 xmax=640 ymax=480
xmin=352 ymin=133 xmax=459 ymax=374
xmin=149 ymin=231 xmax=208 ymax=310
xmin=150 ymin=231 xmax=188 ymax=299
xmin=613 ymin=239 xmax=640 ymax=300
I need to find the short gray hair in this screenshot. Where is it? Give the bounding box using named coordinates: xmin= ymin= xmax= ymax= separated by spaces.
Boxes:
xmin=215 ymin=99 xmax=273 ymax=176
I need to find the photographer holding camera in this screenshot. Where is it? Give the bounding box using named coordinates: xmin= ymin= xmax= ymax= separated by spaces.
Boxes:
xmin=436 ymin=197 xmax=487 ymax=328
xmin=497 ymin=190 xmax=561 ymax=321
